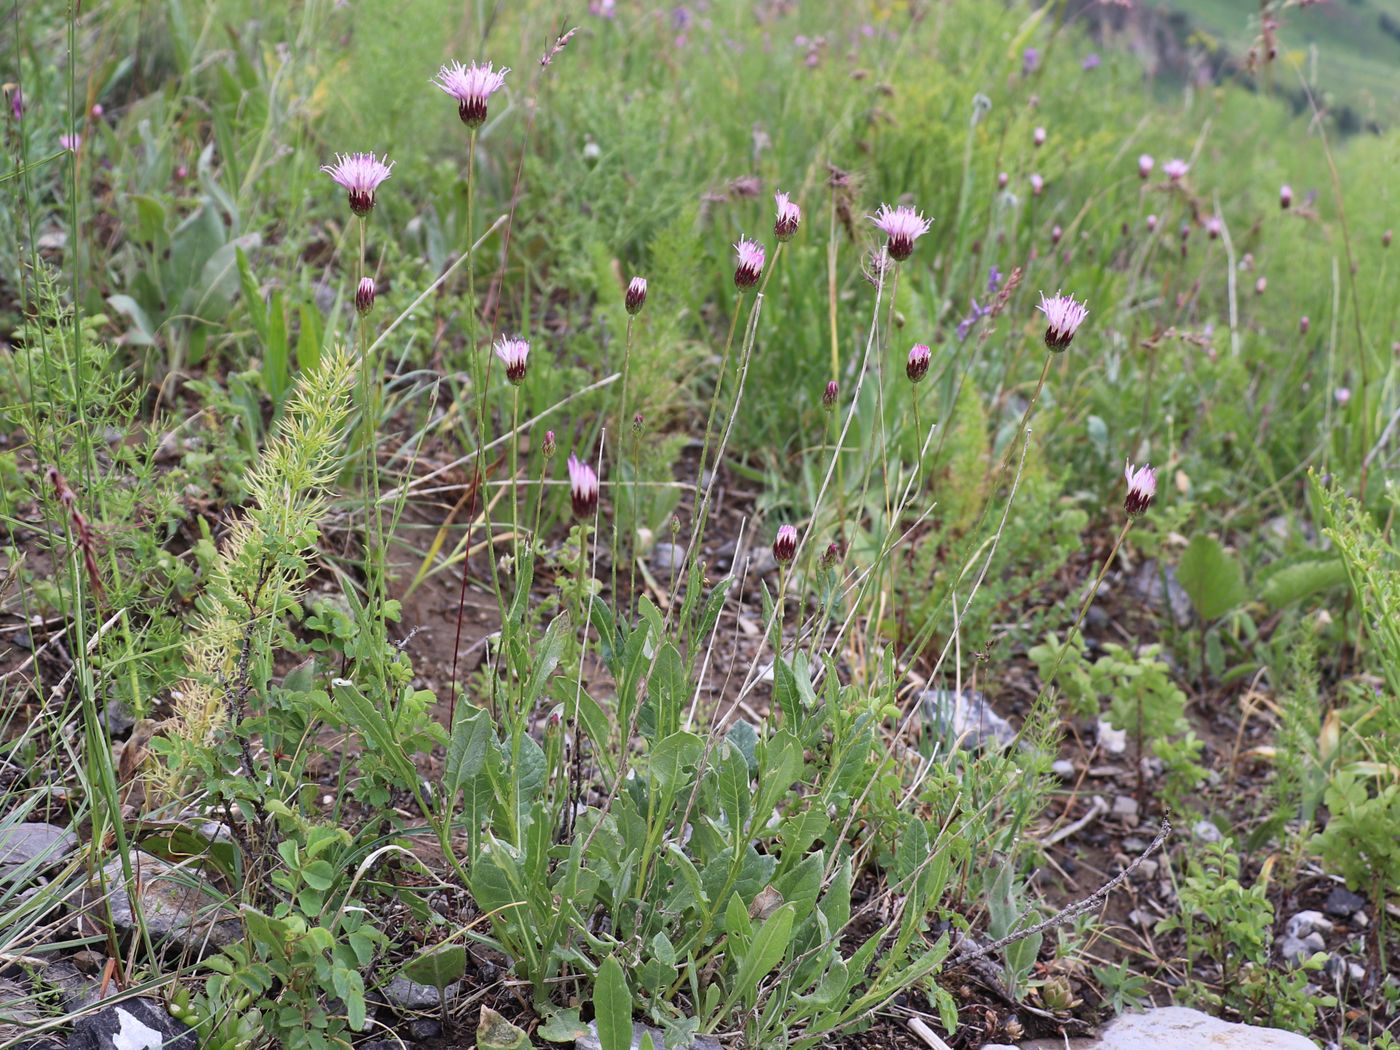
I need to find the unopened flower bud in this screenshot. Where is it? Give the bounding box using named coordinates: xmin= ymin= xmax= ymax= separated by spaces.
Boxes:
xmin=906 ymin=343 xmax=930 ymax=383
xmin=997 ymin=171 xmax=1009 ymax=190
xmin=773 ymin=524 xmax=798 ymax=565
xmin=1280 ymin=183 xmax=1292 ymax=210
xmin=822 ymin=380 xmax=838 ymax=410
xmin=819 ymin=540 xmax=840 ymax=568
xmin=632 ymin=412 xmax=643 ymax=433
xmin=542 ymin=430 xmax=556 ymax=458
xmin=626 ymin=276 xmax=647 ymax=315
xmin=1299 ymin=316 xmax=1309 ymax=335
xmin=356 ymin=276 xmax=376 ymax=315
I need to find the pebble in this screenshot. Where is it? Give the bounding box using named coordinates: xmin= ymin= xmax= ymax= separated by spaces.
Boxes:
xmin=0 ymin=823 xmax=79 ymax=872
xmin=1322 ymin=886 xmax=1366 ymax=919
xmin=1052 ymin=759 xmax=1076 ymax=780
xmin=649 ymin=542 xmax=686 ymax=574
xmin=1324 ymin=955 xmax=1365 ymax=986
xmin=1021 ymin=1004 xmax=1319 ymax=1048
xmin=576 ymin=1021 xmax=722 ymax=1050
xmin=76 ymin=852 xmax=240 ymax=952
xmin=1286 ymin=911 xmax=1335 ymax=940
xmin=65 ymin=999 xmax=197 ymax=1050
xmin=919 ymin=690 xmax=1020 ymax=751
xmin=1096 ymin=720 xmax=1127 ymax=755
xmin=1191 ymin=819 xmax=1222 ymax=844
xmin=382 ymin=975 xmax=461 ymax=1011
xmin=1111 ymin=795 xmax=1140 ymax=824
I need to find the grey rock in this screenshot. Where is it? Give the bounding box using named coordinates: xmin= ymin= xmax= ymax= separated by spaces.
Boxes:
xmin=407 ymin=1019 xmax=441 ymax=1040
xmin=78 ymin=853 xmax=239 ymax=952
xmin=0 ymin=977 xmax=41 ymax=1044
xmin=575 ymin=1020 xmax=722 ymax=1050
xmin=1322 ymin=886 xmax=1366 ymax=919
xmin=1324 ymin=955 xmax=1365 ymax=986
xmin=1133 ymin=560 xmax=1193 ymax=627
xmin=0 ymin=823 xmax=79 ymax=870
xmin=1111 ymin=796 xmax=1140 ymax=823
xmin=650 ymin=542 xmax=686 ymax=574
xmin=42 ymin=960 xmax=113 ymax=1012
xmin=65 ymin=999 xmax=197 ymax=1050
xmin=919 ymin=690 xmax=1018 ymax=750
xmin=1096 ymin=720 xmax=1127 ymax=755
xmin=100 ymin=696 xmax=136 ymax=738
xmin=381 ymin=975 xmax=460 ymax=1012
xmin=1051 ymin=759 xmax=1076 ymax=780
xmin=1192 ymin=819 xmax=1223 ymax=844
xmin=1278 ymin=931 xmax=1326 ymax=965
xmin=1134 ymin=859 xmax=1160 ymax=881
xmin=1021 ymin=1005 xmax=1319 ymax=1048
xmin=1286 ymin=911 xmax=1334 ymax=940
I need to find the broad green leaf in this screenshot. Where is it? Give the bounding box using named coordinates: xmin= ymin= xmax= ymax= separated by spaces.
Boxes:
xmin=445 ymin=703 xmax=495 ymax=803
xmin=476 ymin=1006 xmax=530 ymax=1050
xmin=524 ymin=614 xmax=570 ymax=707
xmin=593 ymin=956 xmax=632 ymax=1050
xmin=1259 ymin=556 xmax=1347 ymax=608
xmin=721 ymin=902 xmax=796 ymax=1017
xmin=1177 ymin=534 xmax=1249 ymax=620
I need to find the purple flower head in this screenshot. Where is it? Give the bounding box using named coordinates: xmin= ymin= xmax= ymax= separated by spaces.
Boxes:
xmin=493 ymin=336 xmax=530 ymax=385
xmin=1022 ymin=47 xmax=1040 ymax=75
xmin=434 ymin=60 xmax=510 ymax=127
xmin=1205 ymin=216 xmax=1221 ymax=239
xmin=1082 ymin=52 xmax=1101 ymax=71
xmin=773 ymin=524 xmax=798 ymax=564
xmin=997 ymin=171 xmax=1009 ymax=190
xmin=1033 ymin=126 xmax=1046 ymax=148
xmin=1138 ymin=154 xmax=1154 ymax=180
xmin=542 ymin=430 xmax=557 ymax=458
xmin=1051 ymin=224 xmax=1063 ymax=246
xmin=321 ymin=152 xmax=393 ymax=216
xmin=734 ymin=237 xmax=765 ymax=288
xmin=1280 ymin=184 xmax=1292 ymax=210
xmin=8 ymin=87 xmax=21 ymax=121
xmin=59 ymin=133 xmax=81 ymax=152
xmin=90 ymin=103 xmax=104 ymax=119
xmin=906 ymin=343 xmax=931 ymax=383
xmin=987 ymin=265 xmax=1003 ymax=295
xmin=1037 ymin=291 xmax=1089 ymax=352
xmin=773 ymin=191 xmax=801 ymax=242
xmin=820 ymin=540 xmax=840 ymax=569
xmin=1123 ymin=461 xmax=1157 ymax=517
xmin=1163 ymin=158 xmax=1188 ymax=182
xmin=1299 ymin=315 xmax=1310 ymax=335
xmin=589 ymin=0 xmax=617 ymax=16
xmin=1029 ymin=173 xmax=1044 ymax=196
xmin=1146 ymin=213 xmax=1158 ymax=232
xmin=1255 ymin=276 xmax=1268 ymax=295
xmin=356 ymin=276 xmax=376 ymax=316
xmin=626 ymin=276 xmax=648 ymax=315
xmin=823 ymin=380 xmax=838 ymax=410
xmin=567 ymin=454 xmax=599 ymax=518
xmin=871 ymin=203 xmax=932 ymax=262
xmin=1335 ymin=387 xmax=1351 ymax=406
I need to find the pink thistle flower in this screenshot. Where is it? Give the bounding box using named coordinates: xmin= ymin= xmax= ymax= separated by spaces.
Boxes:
xmin=906 ymin=343 xmax=931 ymax=383
xmin=1163 ymin=158 xmax=1188 ymax=182
xmin=356 ymin=276 xmax=376 ymax=316
xmin=823 ymin=380 xmax=838 ymax=410
xmin=1334 ymin=387 xmax=1351 ymax=406
xmin=90 ymin=103 xmax=104 ymax=119
xmin=871 ymin=203 xmax=932 ymax=262
xmin=1146 ymin=213 xmax=1158 ymax=232
xmin=1124 ymin=461 xmax=1157 ymax=516
xmin=1255 ymin=276 xmax=1267 ymax=295
xmin=997 ymin=171 xmax=1009 ymax=190
xmin=820 ymin=540 xmax=841 ymax=569
xmin=433 ymin=60 xmax=510 ymax=127
xmin=1205 ymin=216 xmax=1221 ymax=239
xmin=321 ymin=152 xmax=393 ymax=216
xmin=1280 ymin=183 xmax=1292 ymax=209
xmin=774 ymin=191 xmax=801 ymax=241
xmin=542 ymin=430 xmax=556 ymax=458
xmin=567 ymin=454 xmax=598 ymax=518
xmin=1138 ymin=153 xmax=1154 ymax=179
xmin=1033 ymin=126 xmax=1046 ymax=148
xmin=1037 ymin=291 xmax=1089 ymax=352
xmin=60 ymin=133 xmax=81 ymax=152
xmin=1051 ymin=224 xmax=1063 ymax=246
xmin=734 ymin=237 xmax=765 ymax=288
xmin=1299 ymin=315 xmax=1310 ymax=335
xmin=1029 ymin=173 xmax=1044 ymax=195
xmin=493 ymin=336 xmax=530 ymax=385
xmin=773 ymin=524 xmax=798 ymax=564
xmin=626 ymin=276 xmax=648 ymax=315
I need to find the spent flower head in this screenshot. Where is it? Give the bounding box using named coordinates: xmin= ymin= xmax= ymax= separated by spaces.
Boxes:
xmin=567 ymin=454 xmax=598 ymax=518
xmin=1124 ymin=461 xmax=1157 ymax=517
xmin=434 ymin=60 xmax=510 ymax=127
xmin=321 ymin=152 xmax=394 ymax=216
xmin=871 ymin=203 xmax=932 ymax=261
xmin=774 ymin=191 xmax=801 ymax=241
xmin=734 ymin=237 xmax=765 ymax=288
xmin=1037 ymin=292 xmax=1089 ymax=351
xmin=493 ymin=336 xmax=530 ymax=385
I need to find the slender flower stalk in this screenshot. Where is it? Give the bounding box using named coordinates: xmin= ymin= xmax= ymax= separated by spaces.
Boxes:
xmin=615 ymin=285 xmax=643 ymax=615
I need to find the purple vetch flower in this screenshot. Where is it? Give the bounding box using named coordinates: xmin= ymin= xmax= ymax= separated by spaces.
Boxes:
xmin=1033 ymin=126 xmax=1046 ymax=148
xmin=733 ymin=237 xmax=765 ymax=288
xmin=906 ymin=343 xmax=931 ymax=382
xmin=1299 ymin=315 xmax=1310 ymax=335
xmin=60 ymin=133 xmax=81 ymax=152
xmin=1081 ymin=52 xmax=1101 ymax=70
xmin=321 ymin=152 xmax=393 ymax=216
xmin=997 ymin=171 xmax=1009 ymax=190
xmin=1280 ymin=184 xmax=1292 ymax=209
xmin=1138 ymin=154 xmax=1154 ymax=180
xmin=1124 ymin=461 xmax=1157 ymax=517
xmin=773 ymin=524 xmax=798 ymax=564
xmin=1163 ymin=158 xmax=1188 ymax=182
xmin=1205 ymin=216 xmax=1221 ymax=240
xmin=433 ymin=60 xmax=510 ymax=127
xmin=1022 ymin=47 xmax=1040 ymax=75
xmin=356 ymin=276 xmax=376 ymax=315
xmin=493 ymin=336 xmax=530 ymax=385
xmin=626 ymin=276 xmax=648 ymax=315
xmin=542 ymin=430 xmax=556 ymax=458
xmin=987 ymin=265 xmax=1003 ymax=295
xmin=774 ymin=191 xmax=801 ymax=241
xmin=1036 ymin=291 xmax=1089 ymax=352
xmin=1335 ymin=387 xmax=1351 ymax=406
xmin=822 ymin=380 xmax=838 ymax=410
xmin=957 ymin=296 xmax=992 ymax=342
xmin=1029 ymin=173 xmax=1044 ymax=196
xmin=567 ymin=454 xmax=598 ymax=518
xmin=871 ymin=203 xmax=932 ymax=261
